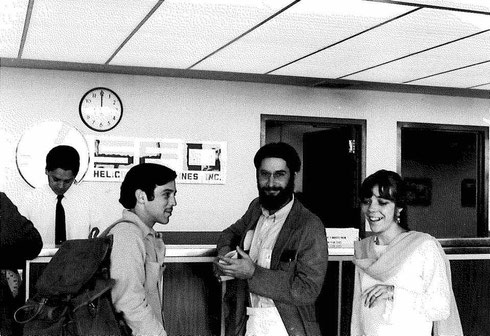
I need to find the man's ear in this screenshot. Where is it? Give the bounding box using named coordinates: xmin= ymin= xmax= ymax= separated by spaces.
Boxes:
xmin=135 ymin=189 xmax=146 ymax=204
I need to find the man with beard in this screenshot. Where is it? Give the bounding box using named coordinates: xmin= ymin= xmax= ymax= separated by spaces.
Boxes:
xmin=215 ymin=142 xmax=328 ymax=336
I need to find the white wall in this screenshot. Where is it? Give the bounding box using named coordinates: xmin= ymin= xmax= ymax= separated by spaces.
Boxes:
xmin=1 ymin=67 xmax=489 ymax=232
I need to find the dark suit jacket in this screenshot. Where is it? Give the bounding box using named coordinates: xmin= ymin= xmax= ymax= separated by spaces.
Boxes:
xmin=217 ymin=197 xmax=328 ymax=336
xmin=0 ymin=192 xmax=42 ymax=336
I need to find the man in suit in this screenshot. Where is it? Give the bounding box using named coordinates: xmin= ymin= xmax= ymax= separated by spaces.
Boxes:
xmin=215 ymin=142 xmax=328 ymax=336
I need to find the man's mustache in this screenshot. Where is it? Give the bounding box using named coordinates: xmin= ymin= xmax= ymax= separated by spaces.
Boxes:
xmin=262 ymin=187 xmax=282 ymax=192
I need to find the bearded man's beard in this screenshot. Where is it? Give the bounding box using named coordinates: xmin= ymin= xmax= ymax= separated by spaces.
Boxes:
xmin=258 ymin=176 xmax=295 ymax=211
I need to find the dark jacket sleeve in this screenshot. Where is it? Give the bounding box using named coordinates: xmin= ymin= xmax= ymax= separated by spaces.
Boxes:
xmin=0 ymin=192 xmax=43 ymax=269
xmin=216 ymin=199 xmax=260 ymax=257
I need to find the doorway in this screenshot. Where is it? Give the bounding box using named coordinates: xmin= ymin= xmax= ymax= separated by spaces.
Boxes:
xmin=398 ymin=122 xmax=489 ymax=238
xmin=262 ymin=114 xmax=365 ymax=336
xmin=262 ymin=114 xmax=366 ymax=230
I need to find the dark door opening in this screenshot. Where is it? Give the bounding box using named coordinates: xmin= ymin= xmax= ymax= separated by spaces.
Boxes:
xmin=398 ymin=122 xmax=488 ymax=238
xmin=262 ymin=114 xmax=365 ymax=336
xmin=302 ymin=128 xmax=359 ymax=229
xmin=262 ymin=115 xmax=365 ymax=230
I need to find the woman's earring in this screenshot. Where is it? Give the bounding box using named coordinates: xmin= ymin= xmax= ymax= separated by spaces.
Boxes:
xmin=396 ymin=209 xmax=402 ymax=224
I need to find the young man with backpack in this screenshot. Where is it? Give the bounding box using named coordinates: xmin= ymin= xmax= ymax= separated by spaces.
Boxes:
xmin=108 ymin=163 xmax=177 ymax=336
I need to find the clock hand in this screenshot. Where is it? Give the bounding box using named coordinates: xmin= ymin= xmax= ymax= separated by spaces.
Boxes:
xmin=100 ymin=90 xmax=104 ymax=107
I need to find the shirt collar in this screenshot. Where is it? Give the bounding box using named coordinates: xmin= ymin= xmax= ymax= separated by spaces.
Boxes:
xmin=45 ymin=182 xmax=76 ymax=200
xmin=261 ymin=194 xmax=295 ymax=221
xmin=61 ymin=183 xmax=76 ymax=200
xmin=121 ymin=209 xmax=155 ymax=237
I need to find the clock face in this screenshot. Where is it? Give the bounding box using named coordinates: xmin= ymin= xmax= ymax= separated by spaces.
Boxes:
xmin=79 ymin=87 xmax=123 ymax=132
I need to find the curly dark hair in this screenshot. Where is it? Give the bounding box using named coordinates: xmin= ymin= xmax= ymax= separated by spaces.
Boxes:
xmin=253 ymin=142 xmax=301 ymax=173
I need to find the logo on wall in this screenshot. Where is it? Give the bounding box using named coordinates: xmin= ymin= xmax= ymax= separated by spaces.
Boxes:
xmin=85 ymin=135 xmax=226 ymax=184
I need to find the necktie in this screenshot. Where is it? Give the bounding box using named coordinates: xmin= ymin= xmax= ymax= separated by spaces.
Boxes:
xmin=55 ymin=195 xmax=66 ymax=245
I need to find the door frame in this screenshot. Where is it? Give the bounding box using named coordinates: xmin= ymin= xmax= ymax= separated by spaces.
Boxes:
xmin=397 ymin=121 xmax=489 ymax=237
xmin=261 ymin=114 xmax=366 ymax=170
xmin=261 ymin=113 xmax=367 ymax=221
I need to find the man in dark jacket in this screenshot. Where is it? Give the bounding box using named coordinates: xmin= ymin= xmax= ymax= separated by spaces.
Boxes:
xmin=215 ymin=142 xmax=328 ymax=336
xmin=0 ymin=192 xmax=43 ymax=336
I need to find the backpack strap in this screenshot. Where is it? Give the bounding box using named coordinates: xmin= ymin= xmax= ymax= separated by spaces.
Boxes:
xmin=93 ymin=218 xmax=155 ymax=264
xmin=94 ymin=219 xmax=130 ymax=239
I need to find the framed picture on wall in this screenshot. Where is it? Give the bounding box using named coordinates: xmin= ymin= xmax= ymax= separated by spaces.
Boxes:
xmin=405 ymin=177 xmax=432 ymax=206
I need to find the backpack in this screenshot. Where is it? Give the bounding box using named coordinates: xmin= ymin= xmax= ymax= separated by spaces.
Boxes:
xmin=14 ymin=224 xmax=131 ymax=336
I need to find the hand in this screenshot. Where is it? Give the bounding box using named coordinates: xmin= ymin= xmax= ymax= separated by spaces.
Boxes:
xmin=362 ymin=284 xmax=394 ymax=308
xmin=213 ymin=250 xmax=236 ymax=279
xmin=214 ymin=246 xmax=256 ymax=280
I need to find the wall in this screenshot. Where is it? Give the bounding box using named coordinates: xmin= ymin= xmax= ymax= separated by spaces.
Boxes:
xmin=1 ymin=66 xmax=489 ymax=232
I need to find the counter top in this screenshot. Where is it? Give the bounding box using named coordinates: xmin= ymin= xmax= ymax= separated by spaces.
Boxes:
xmin=38 ymin=245 xmax=355 ymax=258
xmin=37 ymin=239 xmax=490 ymax=259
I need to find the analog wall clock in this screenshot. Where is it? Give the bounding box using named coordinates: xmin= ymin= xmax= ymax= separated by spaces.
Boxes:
xmin=79 ymin=87 xmax=123 ymax=132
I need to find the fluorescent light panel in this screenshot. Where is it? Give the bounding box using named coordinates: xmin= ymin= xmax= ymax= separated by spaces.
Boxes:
xmin=346 ymin=31 xmax=490 ymax=83
xmin=110 ymin=0 xmax=293 ymax=69
xmin=22 ymin=0 xmax=158 ymax=63
xmin=410 ymin=61 xmax=490 ymax=88
xmin=192 ymin=0 xmax=412 ymax=73
xmin=376 ymin=0 xmax=490 ymax=13
xmin=0 ymin=0 xmax=29 ymax=58
xmin=272 ymin=8 xmax=488 ymax=79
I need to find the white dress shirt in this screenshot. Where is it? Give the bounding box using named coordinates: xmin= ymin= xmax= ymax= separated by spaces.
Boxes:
xmin=248 ymin=196 xmax=294 ymax=308
xmin=19 ymin=183 xmax=102 ymax=248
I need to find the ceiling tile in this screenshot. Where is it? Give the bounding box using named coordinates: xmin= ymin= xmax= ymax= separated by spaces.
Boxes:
xmin=21 ymin=0 xmax=158 ymax=63
xmin=272 ymin=8 xmax=490 ymax=79
xmin=0 ymin=0 xmax=29 ymax=58
xmin=380 ymin=0 xmax=490 ymax=13
xmin=110 ymin=0 xmax=294 ymax=69
xmin=191 ymin=0 xmax=412 ymax=73
xmin=474 ymin=83 xmax=490 ymax=90
xmin=409 ymin=60 xmax=490 ymax=88
xmin=345 ymin=30 xmax=490 ymax=83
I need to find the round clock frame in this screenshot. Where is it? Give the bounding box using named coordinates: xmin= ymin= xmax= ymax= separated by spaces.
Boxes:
xmin=79 ymin=87 xmax=123 ymax=132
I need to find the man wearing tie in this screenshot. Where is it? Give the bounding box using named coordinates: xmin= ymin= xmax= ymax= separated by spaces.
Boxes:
xmin=19 ymin=145 xmax=102 ymax=248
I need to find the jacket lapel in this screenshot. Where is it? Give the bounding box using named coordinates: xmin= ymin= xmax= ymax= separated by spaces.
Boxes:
xmin=240 ymin=204 xmax=263 ymax=249
xmin=270 ymin=200 xmax=301 ymax=269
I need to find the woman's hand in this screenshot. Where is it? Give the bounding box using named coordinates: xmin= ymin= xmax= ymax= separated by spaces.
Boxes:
xmin=363 ymin=284 xmax=394 ymax=308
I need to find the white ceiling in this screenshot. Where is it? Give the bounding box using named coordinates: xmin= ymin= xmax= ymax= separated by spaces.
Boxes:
xmin=1 ymin=0 xmax=489 ymax=95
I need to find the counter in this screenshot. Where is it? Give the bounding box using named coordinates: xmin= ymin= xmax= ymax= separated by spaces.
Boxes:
xmin=26 ymin=242 xmax=490 ymax=336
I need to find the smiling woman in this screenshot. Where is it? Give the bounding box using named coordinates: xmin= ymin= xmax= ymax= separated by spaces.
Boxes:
xmin=351 ymin=169 xmax=463 ymax=336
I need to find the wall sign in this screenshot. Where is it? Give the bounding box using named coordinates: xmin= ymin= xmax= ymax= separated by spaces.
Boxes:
xmin=85 ymin=135 xmax=226 ymax=184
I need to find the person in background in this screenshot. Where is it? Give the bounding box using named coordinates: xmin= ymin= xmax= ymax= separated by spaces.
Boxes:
xmin=19 ymin=145 xmax=102 ymax=247
xmin=0 ymin=192 xmax=42 ymax=336
xmin=350 ymin=169 xmax=463 ymax=336
xmin=215 ymin=142 xmax=328 ymax=336
xmin=107 ymin=163 xmax=177 ymax=336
